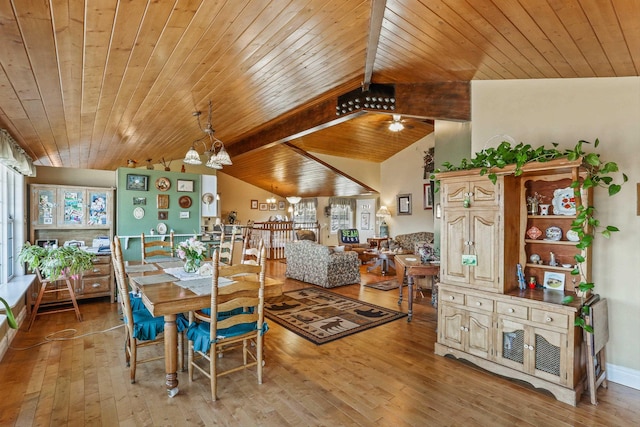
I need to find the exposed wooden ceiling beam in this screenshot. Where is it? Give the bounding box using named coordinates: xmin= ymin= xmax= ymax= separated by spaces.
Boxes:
xmin=227 ymin=81 xmax=470 ymax=158
xmin=363 ymin=0 xmax=387 ymax=90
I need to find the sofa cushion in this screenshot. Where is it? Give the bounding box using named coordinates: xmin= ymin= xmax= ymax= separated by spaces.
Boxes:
xmin=296 ymin=229 xmax=316 ymax=241
xmin=390 ymin=232 xmax=434 ymax=253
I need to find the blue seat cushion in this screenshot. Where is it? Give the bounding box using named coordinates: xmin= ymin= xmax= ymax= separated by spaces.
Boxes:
xmin=129 ymin=292 xmax=145 ymax=311
xmin=186 ymin=320 xmax=268 ymax=353
xmin=125 ymin=307 xmax=189 ymax=340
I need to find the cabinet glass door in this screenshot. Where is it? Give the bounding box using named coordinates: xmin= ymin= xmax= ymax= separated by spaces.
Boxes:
xmin=61 ymin=190 xmax=85 ymax=225
xmin=34 ymin=188 xmax=57 ymax=226
xmin=88 ymin=191 xmax=109 ymax=225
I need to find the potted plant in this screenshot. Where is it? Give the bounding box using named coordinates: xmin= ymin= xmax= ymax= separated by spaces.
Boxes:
xmin=433 ymin=138 xmax=627 ymax=331
xmin=18 ymin=242 xmax=95 ymax=281
xmin=0 ymin=297 xmax=17 ymax=329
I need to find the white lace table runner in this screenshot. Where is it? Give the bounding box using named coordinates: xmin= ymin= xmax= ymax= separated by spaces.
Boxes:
xmin=164 ymin=266 xmax=212 ymax=281
xmin=173 ymin=276 xmax=234 ymax=295
xmin=156 ymin=260 xmax=185 ymax=269
xmin=125 ymin=264 xmax=158 ymax=273
xmin=131 ymin=273 xmax=177 ymax=285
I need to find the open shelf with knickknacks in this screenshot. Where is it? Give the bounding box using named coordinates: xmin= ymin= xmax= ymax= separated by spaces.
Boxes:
xmin=435 ymin=158 xmax=592 ymax=406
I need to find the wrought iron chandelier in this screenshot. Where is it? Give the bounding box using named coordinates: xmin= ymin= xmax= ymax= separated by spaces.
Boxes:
xmin=183 ymin=100 xmax=232 ymax=169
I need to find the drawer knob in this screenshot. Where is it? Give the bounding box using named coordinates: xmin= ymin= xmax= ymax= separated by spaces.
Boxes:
xmin=92 ymin=283 xmax=101 ymax=288
xmin=546 ymin=317 xmax=552 ymax=322
xmin=449 ymin=296 xmax=455 ymax=300
xmin=476 ymin=301 xmax=481 ymax=306
xmin=460 ymin=326 xmax=465 ymax=331
xmin=93 ymin=268 xmax=100 ymax=273
xmin=508 ymin=308 xmax=514 ymax=313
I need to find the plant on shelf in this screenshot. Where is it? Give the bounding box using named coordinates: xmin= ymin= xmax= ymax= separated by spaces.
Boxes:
xmin=18 ymin=243 xmax=95 ymax=281
xmin=433 ymin=138 xmax=627 ymax=331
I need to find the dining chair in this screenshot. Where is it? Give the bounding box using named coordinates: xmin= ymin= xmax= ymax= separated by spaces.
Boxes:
xmin=186 ymin=247 xmax=268 ymax=401
xmin=141 ymin=231 xmax=175 ymax=262
xmin=241 ymin=238 xmax=263 ymax=265
xmin=112 ymin=236 xmax=187 ymax=383
xmin=218 ymin=230 xmax=237 ymax=265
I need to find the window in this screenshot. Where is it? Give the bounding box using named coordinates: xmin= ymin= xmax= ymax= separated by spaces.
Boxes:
xmin=329 ymin=197 xmax=355 ymax=233
xmin=0 ymin=164 xmax=24 ymax=283
xmin=293 ymin=198 xmax=317 ymax=224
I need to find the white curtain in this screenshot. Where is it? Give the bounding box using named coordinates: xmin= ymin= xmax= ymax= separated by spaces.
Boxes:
xmin=0 ymin=129 xmax=35 ymax=176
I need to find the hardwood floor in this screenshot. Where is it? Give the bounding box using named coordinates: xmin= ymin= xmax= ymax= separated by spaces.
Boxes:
xmin=2 ymin=261 xmax=639 ymax=426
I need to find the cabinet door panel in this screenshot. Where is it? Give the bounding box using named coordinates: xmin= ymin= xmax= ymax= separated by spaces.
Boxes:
xmin=442 ymin=211 xmax=469 ymax=284
xmin=533 ymin=328 xmax=566 ymax=384
xmin=467 ymin=311 xmax=492 ymax=358
xmin=59 ymin=189 xmax=85 ymax=226
xmin=32 ymin=187 xmax=58 ymax=226
xmin=441 ymin=181 xmax=469 ymax=207
xmin=496 ymin=317 xmax=526 ymax=371
xmin=470 ymin=179 xmax=500 ymax=206
xmin=470 ymin=210 xmax=500 ymax=289
xmin=440 ymin=305 xmax=464 ymax=350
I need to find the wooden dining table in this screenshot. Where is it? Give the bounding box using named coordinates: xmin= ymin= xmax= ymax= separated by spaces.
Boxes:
xmin=394 ymin=254 xmax=440 ymax=321
xmin=125 ymin=260 xmax=283 ymax=396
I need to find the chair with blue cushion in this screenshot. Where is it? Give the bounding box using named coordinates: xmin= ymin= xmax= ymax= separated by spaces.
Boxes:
xmin=186 ymin=246 xmax=268 ymax=401
xmin=112 ymin=236 xmax=187 ymax=383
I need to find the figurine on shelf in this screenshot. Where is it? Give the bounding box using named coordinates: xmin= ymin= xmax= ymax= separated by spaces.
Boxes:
xmin=549 ymin=251 xmax=558 ymax=267
xmin=527 ymin=192 xmax=547 ymax=215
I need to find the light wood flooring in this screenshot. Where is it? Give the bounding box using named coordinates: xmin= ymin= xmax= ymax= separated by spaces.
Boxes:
xmin=1 ymin=261 xmax=639 ymax=426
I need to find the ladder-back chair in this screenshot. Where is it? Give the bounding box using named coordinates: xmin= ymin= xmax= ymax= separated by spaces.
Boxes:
xmin=141 ymin=232 xmax=175 ymax=262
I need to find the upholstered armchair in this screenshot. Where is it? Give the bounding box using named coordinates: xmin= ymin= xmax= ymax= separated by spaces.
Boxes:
xmin=388 ymin=231 xmax=435 ymax=254
xmin=284 ymin=240 xmax=361 ymax=288
xmin=337 ymin=228 xmax=371 ymax=255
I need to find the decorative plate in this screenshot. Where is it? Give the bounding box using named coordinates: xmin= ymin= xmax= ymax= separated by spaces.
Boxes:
xmin=545 ymin=226 xmax=563 ymax=241
xmin=566 ymin=229 xmax=580 ymax=242
xmin=155 ymin=177 xmax=171 ymax=191
xmin=179 ymin=195 xmax=192 ymax=208
xmin=526 ymin=226 xmax=542 ymax=240
xmin=552 ymin=187 xmax=576 ymax=215
xmin=133 ymin=207 xmax=145 ymax=219
xmin=156 ymin=222 xmax=168 ymax=235
xmin=202 ymin=192 xmax=214 ymax=205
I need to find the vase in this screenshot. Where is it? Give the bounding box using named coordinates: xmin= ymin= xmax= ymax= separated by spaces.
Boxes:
xmin=184 ymin=258 xmax=201 ymax=273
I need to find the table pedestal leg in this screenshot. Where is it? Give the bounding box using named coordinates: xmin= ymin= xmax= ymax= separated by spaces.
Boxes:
xmin=407 ymin=275 xmax=414 ymax=322
xmin=164 ymin=314 xmax=179 ymax=397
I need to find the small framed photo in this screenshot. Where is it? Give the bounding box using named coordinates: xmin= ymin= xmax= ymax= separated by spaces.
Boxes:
xmin=278 ymin=201 xmax=285 ymax=210
xmin=126 ymin=174 xmax=148 ymax=191
xmin=259 ymin=203 xmax=268 ymax=211
xmin=543 ymin=272 xmax=565 ymax=290
xmin=397 ymin=193 xmax=412 ymax=215
xmin=251 ymin=199 xmax=258 ymax=209
xmin=157 ymin=194 xmax=169 ymax=209
xmin=35 ymin=239 xmax=58 ymax=248
xmin=177 ymin=179 xmax=194 ymax=192
xmin=158 ymin=211 xmax=168 ymax=220
xmin=269 ymin=203 xmax=277 ymax=211
xmin=423 ymin=182 xmax=434 ymax=209
xmin=179 ymin=211 xmax=190 ymax=219
xmin=133 ymin=197 xmax=146 ymax=205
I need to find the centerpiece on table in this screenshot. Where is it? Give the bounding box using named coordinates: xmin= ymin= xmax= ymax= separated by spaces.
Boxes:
xmin=176 ymin=238 xmax=207 ymax=273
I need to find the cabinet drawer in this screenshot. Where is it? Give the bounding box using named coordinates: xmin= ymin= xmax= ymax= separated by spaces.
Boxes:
xmin=81 ymin=276 xmax=112 ymax=295
xmin=440 ymin=289 xmax=465 ymax=305
xmin=466 ymin=295 xmax=494 ymax=312
xmin=496 ymin=301 xmax=528 ymax=319
xmin=84 ymin=263 xmax=111 ymax=277
xmin=531 ymin=309 xmax=568 ymax=329
xmin=90 ymin=255 xmax=111 ymax=265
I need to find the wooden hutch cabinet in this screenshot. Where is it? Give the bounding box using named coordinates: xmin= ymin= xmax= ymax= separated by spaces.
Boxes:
xmin=435 ymin=159 xmax=590 ymax=406
xmin=29 ymin=184 xmax=115 ymax=303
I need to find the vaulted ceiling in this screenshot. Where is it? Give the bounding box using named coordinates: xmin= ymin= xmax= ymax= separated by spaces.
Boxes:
xmin=1 ymin=0 xmax=638 ymax=197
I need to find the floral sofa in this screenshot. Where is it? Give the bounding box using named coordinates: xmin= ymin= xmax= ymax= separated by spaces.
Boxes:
xmin=284 ymin=240 xmax=361 ymax=288
xmin=388 ymin=231 xmax=435 ymax=254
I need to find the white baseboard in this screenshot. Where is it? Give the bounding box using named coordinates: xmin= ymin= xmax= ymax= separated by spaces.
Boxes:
xmin=607 ymin=363 xmax=640 ymax=391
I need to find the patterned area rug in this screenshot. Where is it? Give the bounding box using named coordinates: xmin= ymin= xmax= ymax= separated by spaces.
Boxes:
xmin=363 ymin=279 xmax=405 ymax=291
xmin=264 ymin=287 xmax=407 ymax=345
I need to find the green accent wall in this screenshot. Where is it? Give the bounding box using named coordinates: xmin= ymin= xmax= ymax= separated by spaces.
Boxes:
xmin=116 ymin=168 xmax=201 ymax=260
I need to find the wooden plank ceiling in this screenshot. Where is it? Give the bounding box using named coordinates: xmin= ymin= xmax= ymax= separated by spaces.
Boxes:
xmin=0 ymin=0 xmax=638 ymax=197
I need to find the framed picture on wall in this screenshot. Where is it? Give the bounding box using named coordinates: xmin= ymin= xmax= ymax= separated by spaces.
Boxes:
xmin=158 ymin=211 xmax=168 ymax=220
xmin=278 ymin=201 xmax=285 ymax=210
xmin=176 ymin=179 xmax=194 ymax=192
xmin=251 ymin=199 xmax=258 ymax=209
xmin=133 ymin=197 xmax=146 ymax=205
xmin=397 ymin=193 xmax=412 ymax=215
xmin=126 ymin=174 xmax=148 ymax=191
xmin=157 ymin=194 xmax=169 ymax=209
xmin=361 ymin=212 xmax=371 ymax=230
xmin=423 ymin=182 xmax=433 ymax=209
xmin=259 ymin=203 xmax=268 ymax=211
xmin=269 ymin=203 xmax=277 ymax=211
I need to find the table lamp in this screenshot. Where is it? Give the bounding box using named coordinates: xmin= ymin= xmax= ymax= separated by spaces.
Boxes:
xmin=376 ymin=206 xmax=391 ymax=237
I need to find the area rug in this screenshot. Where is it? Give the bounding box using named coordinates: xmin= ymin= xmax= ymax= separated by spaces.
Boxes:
xmin=363 ymin=279 xmax=405 ymax=291
xmin=264 ymin=287 xmax=406 ymax=345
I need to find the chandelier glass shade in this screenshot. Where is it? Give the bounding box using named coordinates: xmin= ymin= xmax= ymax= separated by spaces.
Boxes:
xmin=286 ymin=196 xmax=301 ymax=204
xmin=388 ymin=114 xmax=404 ymax=132
xmin=183 ymin=100 xmax=232 ymax=169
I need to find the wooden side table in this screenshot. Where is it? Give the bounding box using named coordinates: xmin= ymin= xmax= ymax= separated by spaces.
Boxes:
xmin=394 ymin=254 xmax=440 ymax=321
xmin=367 ymin=237 xmax=389 ymax=249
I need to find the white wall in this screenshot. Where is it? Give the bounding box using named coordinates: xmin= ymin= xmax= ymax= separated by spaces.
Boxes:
xmin=472 ymin=77 xmax=640 ymax=389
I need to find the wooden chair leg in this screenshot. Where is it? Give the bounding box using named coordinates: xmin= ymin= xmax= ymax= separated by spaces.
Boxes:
xmin=28 ymin=282 xmax=47 ymax=331
xmin=64 ymin=278 xmax=82 ymax=322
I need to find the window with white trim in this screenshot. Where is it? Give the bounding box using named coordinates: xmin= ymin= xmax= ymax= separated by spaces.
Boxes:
xmin=328 ymin=197 xmax=355 ymax=234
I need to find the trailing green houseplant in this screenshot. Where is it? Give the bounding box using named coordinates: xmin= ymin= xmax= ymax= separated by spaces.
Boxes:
xmin=18 ymin=243 xmax=95 ymax=281
xmin=434 ymin=138 xmax=627 ymax=331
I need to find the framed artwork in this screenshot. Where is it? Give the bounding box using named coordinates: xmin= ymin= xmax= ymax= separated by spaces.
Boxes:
xmin=133 ymin=197 xmax=146 ymax=205
xmin=126 ymin=174 xmax=148 ymax=191
xmin=251 ymin=199 xmax=258 ymax=209
xmin=278 ymin=201 xmax=285 ymax=210
xmin=397 ymin=193 xmax=412 ymax=215
xmin=157 ymin=194 xmax=169 ymax=209
xmin=543 ymin=272 xmax=565 ymax=290
xmin=259 ymin=203 xmax=268 ymax=211
xmin=158 ymin=211 xmax=168 ymax=220
xmin=177 ymin=179 xmax=194 ymax=192
xmin=155 ymin=177 xmax=171 ymax=191
xmin=423 ymin=182 xmax=434 ymax=209
xmin=269 ymin=203 xmax=277 ymax=211
xmin=361 ymin=212 xmax=371 ymax=230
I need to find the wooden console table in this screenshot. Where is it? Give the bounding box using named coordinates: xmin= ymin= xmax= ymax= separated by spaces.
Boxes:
xmin=394 ymin=254 xmax=440 ymax=321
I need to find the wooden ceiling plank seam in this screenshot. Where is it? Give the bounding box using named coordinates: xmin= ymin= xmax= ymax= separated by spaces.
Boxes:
xmin=517 ymin=0 xmax=595 ymax=78
xmin=612 ymin=0 xmax=640 ymax=74
xmin=12 ymin=0 xmax=71 ymax=167
xmin=580 ymin=0 xmax=638 ymax=76
xmin=386 ymin=0 xmax=514 ymax=80
xmin=546 ymin=0 xmax=615 ymax=77
xmin=103 ymin=0 xmax=207 ymax=151
xmin=88 ymin=0 xmax=150 ymax=167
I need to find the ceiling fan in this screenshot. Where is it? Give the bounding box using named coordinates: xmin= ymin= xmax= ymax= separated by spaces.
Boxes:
xmin=378 ymin=114 xmax=414 ymax=132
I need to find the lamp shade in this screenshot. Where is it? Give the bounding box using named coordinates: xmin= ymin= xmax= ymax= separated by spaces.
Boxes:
xmin=286 ymin=196 xmax=301 ymax=204
xmin=376 ymin=206 xmax=391 ymax=217
xmin=183 ymin=146 xmax=202 ymax=165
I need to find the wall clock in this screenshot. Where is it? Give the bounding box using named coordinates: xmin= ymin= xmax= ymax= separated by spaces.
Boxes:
xmin=155 ymin=177 xmax=171 ymax=191
xmin=133 ymin=207 xmax=145 ymax=219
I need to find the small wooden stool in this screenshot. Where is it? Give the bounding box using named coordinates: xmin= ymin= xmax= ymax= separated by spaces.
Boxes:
xmin=28 ymin=271 xmax=82 ymax=331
